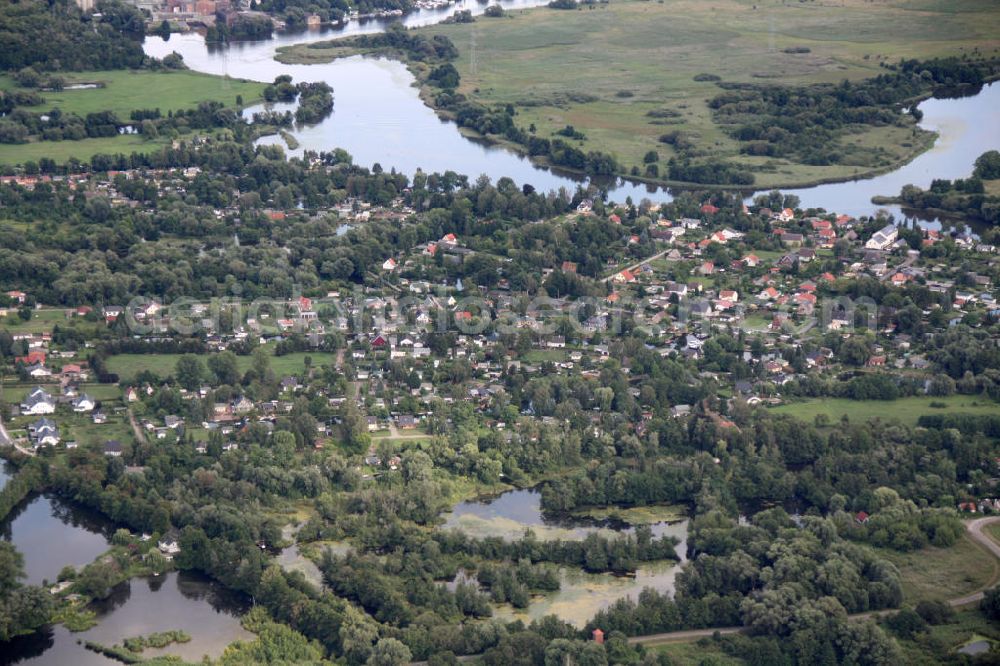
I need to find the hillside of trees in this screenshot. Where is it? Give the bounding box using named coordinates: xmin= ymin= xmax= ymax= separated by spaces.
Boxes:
xmin=0 ymin=0 xmax=147 ymax=72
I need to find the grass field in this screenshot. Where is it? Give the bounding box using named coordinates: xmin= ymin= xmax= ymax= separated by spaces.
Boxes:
xmin=875 ymin=533 xmax=999 ymax=605
xmin=106 ymin=350 xmax=338 ymax=382
xmin=896 ymin=609 xmax=1000 ymax=666
xmin=653 ymin=640 xmax=743 ymax=665
xmin=771 ymin=395 xmax=1000 ymax=426
xmin=0 ymin=69 xmax=264 ymax=166
xmin=0 ymin=70 xmax=263 ymax=119
xmin=0 ymin=129 xmax=170 ymax=166
xmin=281 ymin=0 xmax=1000 ymax=187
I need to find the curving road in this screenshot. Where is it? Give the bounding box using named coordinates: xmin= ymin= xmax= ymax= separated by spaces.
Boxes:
xmin=628 ymin=516 xmax=1000 ymax=646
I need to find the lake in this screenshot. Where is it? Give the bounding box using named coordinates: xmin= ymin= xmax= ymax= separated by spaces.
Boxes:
xmin=144 ymin=3 xmax=1000 ymax=220
xmin=0 ymin=571 xmax=252 ymax=666
xmin=1 ymin=491 xmax=253 ymax=665
xmin=0 ymin=494 xmax=114 ymax=587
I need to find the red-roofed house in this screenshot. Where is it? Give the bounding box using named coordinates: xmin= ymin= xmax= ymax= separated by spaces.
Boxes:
xmin=612 ymin=269 xmax=636 ymax=284
xmin=700 ymin=204 xmax=719 ymax=215
xmin=16 ymin=351 xmax=46 ymax=366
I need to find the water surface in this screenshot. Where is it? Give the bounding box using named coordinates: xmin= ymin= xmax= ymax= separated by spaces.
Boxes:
xmin=0 ymin=494 xmax=113 ymax=586
xmin=144 ymin=5 xmax=1000 ymax=219
xmin=0 ymin=571 xmax=252 ymax=666
xmin=443 ymin=489 xmax=689 ymax=627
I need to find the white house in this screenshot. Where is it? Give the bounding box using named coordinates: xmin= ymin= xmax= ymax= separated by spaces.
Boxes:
xmin=20 ymin=387 xmax=55 ymax=415
xmin=72 ymin=394 xmax=96 ymax=412
xmin=865 ymin=224 xmax=899 ymax=251
xmin=29 ymin=418 xmax=60 ymax=447
xmin=158 ymin=530 xmax=182 ymax=558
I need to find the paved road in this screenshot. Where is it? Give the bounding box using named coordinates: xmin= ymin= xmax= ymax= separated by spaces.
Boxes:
xmin=0 ymin=415 xmax=36 ymax=457
xmin=949 ymin=516 xmax=1000 ymax=606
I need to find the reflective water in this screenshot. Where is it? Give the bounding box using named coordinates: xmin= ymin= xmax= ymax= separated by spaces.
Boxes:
xmin=0 ymin=571 xmax=252 ymax=666
xmin=444 ymin=489 xmax=689 ymax=627
xmin=0 ymin=460 xmax=12 ymax=491
xmin=444 ymin=488 xmax=685 ymax=541
xmin=144 ymin=3 xmax=1000 ymax=219
xmin=0 ymin=494 xmax=114 ymax=586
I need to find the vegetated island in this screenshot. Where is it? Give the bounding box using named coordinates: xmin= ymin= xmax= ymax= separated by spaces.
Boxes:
xmin=872 ymin=150 xmax=1000 ymax=224
xmin=277 ymin=0 xmax=1000 ymax=189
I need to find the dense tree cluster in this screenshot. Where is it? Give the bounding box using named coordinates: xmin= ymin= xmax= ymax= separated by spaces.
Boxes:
xmin=585 ymin=509 xmax=904 ymax=664
xmin=892 ymin=151 xmax=1000 ymax=223
xmin=0 ymin=0 xmax=146 ymax=72
xmin=0 ymin=542 xmax=54 ymax=642
xmin=710 ymin=57 xmax=1000 ymax=168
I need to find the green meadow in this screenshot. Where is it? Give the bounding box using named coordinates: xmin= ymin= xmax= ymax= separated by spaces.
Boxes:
xmin=106 ymin=350 xmax=338 ymax=383
xmin=0 ymin=69 xmax=264 ymax=165
xmin=282 ymin=0 xmax=1000 ymax=187
xmin=771 ymin=395 xmax=1000 ymax=427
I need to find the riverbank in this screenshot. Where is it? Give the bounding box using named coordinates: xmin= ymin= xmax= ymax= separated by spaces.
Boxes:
xmin=276 ymin=0 xmax=1000 ymax=189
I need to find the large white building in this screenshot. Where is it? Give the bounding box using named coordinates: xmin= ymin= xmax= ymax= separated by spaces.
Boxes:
xmin=865 ymin=224 xmax=899 ymax=251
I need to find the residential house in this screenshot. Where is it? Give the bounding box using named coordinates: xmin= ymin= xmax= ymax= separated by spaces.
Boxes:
xmin=72 ymin=394 xmax=96 ymax=412
xmin=20 ymin=387 xmax=55 ymax=415
xmin=865 ymin=224 xmax=899 ymax=251
xmin=158 ymin=529 xmax=182 ymax=557
xmin=29 ymin=417 xmax=60 ymax=447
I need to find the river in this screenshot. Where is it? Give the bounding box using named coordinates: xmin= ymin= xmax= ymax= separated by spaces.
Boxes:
xmin=143 ymin=2 xmax=1000 ymax=220
xmin=443 ymin=489 xmax=689 ymax=627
